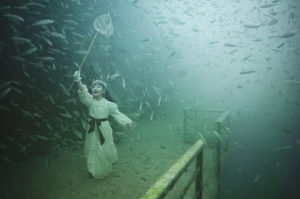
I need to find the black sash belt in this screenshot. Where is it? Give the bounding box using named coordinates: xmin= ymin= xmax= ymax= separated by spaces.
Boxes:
xmin=88 ymin=116 xmax=108 ymax=145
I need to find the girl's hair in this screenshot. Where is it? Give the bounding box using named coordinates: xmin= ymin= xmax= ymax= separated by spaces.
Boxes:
xmin=89 ymin=80 xmax=115 ymax=102
xmin=104 ymin=89 xmax=115 ymax=102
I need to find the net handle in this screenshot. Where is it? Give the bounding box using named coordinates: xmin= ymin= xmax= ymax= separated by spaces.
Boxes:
xmin=68 ymin=32 xmax=98 ymax=92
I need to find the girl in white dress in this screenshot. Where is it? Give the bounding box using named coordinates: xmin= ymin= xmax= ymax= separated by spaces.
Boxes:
xmin=73 ymin=71 xmax=133 ymax=179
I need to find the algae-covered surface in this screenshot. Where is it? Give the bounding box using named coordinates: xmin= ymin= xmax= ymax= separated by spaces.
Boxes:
xmin=0 ymin=120 xmax=192 ymax=199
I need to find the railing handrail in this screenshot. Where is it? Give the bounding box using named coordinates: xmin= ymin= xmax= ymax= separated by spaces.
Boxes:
xmin=142 ymin=110 xmax=230 ymax=199
xmin=141 ymin=139 xmax=204 ymax=199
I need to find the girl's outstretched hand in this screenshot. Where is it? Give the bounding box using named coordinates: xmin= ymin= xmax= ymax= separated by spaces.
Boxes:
xmin=126 ymin=121 xmax=137 ymax=129
xmin=126 ymin=122 xmax=132 ymax=129
xmin=73 ymin=71 xmax=81 ymax=82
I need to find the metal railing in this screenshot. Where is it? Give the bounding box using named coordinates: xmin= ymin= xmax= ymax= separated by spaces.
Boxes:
xmin=141 ymin=110 xmax=230 ymax=199
xmin=141 ymin=139 xmax=204 ymax=199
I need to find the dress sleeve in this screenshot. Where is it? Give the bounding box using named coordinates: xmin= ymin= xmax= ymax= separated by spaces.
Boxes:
xmin=109 ymin=102 xmax=132 ymax=127
xmin=77 ymin=85 xmax=93 ymax=108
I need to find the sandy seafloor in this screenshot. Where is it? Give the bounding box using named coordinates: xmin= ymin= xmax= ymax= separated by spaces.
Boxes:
xmin=0 ymin=119 xmax=197 ymax=199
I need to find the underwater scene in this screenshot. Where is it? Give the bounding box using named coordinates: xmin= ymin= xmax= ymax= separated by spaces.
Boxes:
xmin=0 ymin=0 xmax=299 ymax=199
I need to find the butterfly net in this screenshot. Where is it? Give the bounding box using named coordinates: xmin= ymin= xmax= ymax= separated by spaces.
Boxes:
xmin=93 ymin=13 xmax=114 ymax=37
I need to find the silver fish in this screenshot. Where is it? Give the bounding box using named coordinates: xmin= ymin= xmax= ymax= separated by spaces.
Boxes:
xmin=63 ymin=19 xmax=79 ymax=26
xmin=41 ymin=36 xmax=53 ymax=46
xmin=253 ymin=174 xmax=260 ymax=183
xmin=35 ymin=57 xmax=55 ymax=62
xmin=70 ymin=32 xmax=84 ymax=39
xmin=268 ymin=18 xmax=278 ymax=26
xmin=15 ymin=5 xmax=28 ymax=11
xmin=26 ymin=2 xmax=46 ymax=8
xmin=0 ymin=81 xmax=11 ymax=90
xmin=150 ymin=111 xmax=154 ymax=120
xmin=0 ymin=6 xmax=11 ymax=11
xmin=73 ymin=129 xmax=82 ymax=139
xmin=277 ymin=42 xmax=285 ymax=48
xmin=59 ymin=112 xmax=72 ymax=118
xmin=170 ymin=17 xmax=185 ymax=25
xmin=277 ymin=32 xmax=296 ymax=38
xmin=272 ymin=145 xmax=293 ymax=152
xmin=59 ymin=83 xmax=70 ymax=96
xmin=242 ymin=54 xmax=252 ymax=61
xmin=47 ymin=94 xmax=55 ymax=104
xmin=122 ymin=78 xmax=126 ymax=88
xmin=5 ymin=14 xmax=24 ymax=22
xmin=158 ymin=96 xmax=161 ymax=106
xmin=270 ymin=32 xmax=297 ymax=38
xmin=109 ymin=73 xmax=120 ymax=81
xmin=260 ymin=3 xmax=277 ymax=8
xmin=240 ymin=70 xmax=256 ymax=74
xmin=243 ymin=24 xmax=263 ymax=29
xmin=139 ymin=101 xmax=143 ymax=111
xmin=35 ymin=135 xmax=49 ymax=141
xmin=0 ymin=155 xmax=11 ymax=163
xmin=0 ymin=87 xmax=12 ymax=100
xmin=48 ymin=48 xmax=65 ymax=56
xmin=12 ymin=56 xmax=26 ymax=62
xmin=12 ymin=87 xmax=25 ymax=96
xmin=11 ymin=37 xmax=31 ymax=44
xmin=21 ymin=47 xmax=37 ymax=56
xmin=224 ymin=43 xmax=238 ymax=47
xmin=29 ymin=19 xmax=54 ymax=27
xmin=20 ymin=109 xmax=34 ymax=118
xmin=29 ymin=62 xmax=44 ymax=68
xmin=45 ymin=31 xmax=65 ymax=39
xmin=284 ymin=80 xmax=300 ymax=85
xmin=169 ymin=52 xmax=176 ymax=57
xmin=208 ymin=41 xmax=219 ymax=45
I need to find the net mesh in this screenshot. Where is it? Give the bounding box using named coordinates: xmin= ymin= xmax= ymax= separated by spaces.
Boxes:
xmin=93 ymin=13 xmax=114 ymax=37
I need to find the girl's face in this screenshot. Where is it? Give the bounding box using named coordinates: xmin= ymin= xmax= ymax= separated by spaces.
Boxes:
xmin=91 ymin=84 xmax=104 ymax=98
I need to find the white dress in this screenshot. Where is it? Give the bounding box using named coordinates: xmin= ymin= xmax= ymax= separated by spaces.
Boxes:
xmin=78 ymin=85 xmax=132 ymax=179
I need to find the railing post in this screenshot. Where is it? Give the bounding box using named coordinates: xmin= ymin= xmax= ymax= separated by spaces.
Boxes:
xmin=216 ymin=140 xmax=221 ymax=199
xmin=183 ymin=109 xmax=187 ymax=142
xmin=195 ymin=151 xmax=203 ymax=199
